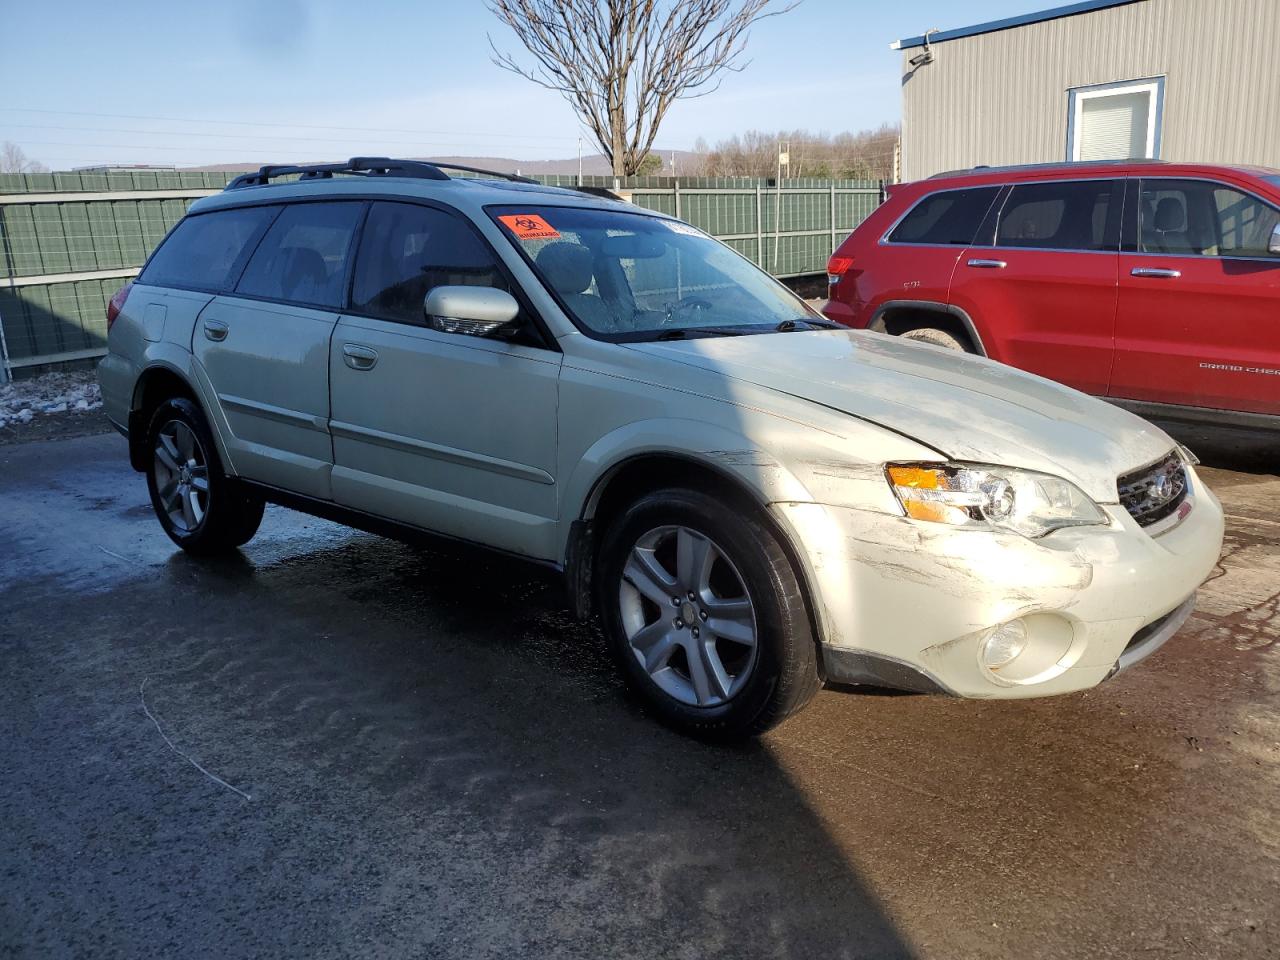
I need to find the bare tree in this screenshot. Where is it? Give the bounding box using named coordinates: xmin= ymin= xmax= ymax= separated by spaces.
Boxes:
xmin=487 ymin=0 xmax=798 ymax=177
xmin=695 ymin=125 xmax=900 ymax=180
xmin=1 ymin=142 xmax=50 ymax=174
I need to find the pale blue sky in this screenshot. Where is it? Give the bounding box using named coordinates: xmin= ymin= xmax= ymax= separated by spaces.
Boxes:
xmin=0 ymin=0 xmax=1047 ymax=169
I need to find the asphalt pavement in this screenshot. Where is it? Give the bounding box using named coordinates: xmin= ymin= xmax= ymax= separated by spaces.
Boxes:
xmin=1 ymin=425 xmax=1276 ymax=959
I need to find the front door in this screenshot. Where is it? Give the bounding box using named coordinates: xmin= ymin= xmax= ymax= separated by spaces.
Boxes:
xmin=192 ymin=200 xmax=365 ymax=499
xmin=1111 ymin=177 xmax=1280 ymax=416
xmin=328 ymin=201 xmax=562 ymax=560
xmin=949 ymin=178 xmax=1124 ymax=395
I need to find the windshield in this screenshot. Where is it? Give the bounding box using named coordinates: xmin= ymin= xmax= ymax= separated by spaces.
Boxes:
xmin=489 ymin=204 xmax=827 ymax=340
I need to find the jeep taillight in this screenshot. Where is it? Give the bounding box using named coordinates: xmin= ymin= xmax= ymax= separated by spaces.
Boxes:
xmin=827 ymin=254 xmax=854 ymax=291
xmin=106 ymin=282 xmax=132 ymax=330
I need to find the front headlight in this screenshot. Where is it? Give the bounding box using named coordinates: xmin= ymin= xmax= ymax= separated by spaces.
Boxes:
xmin=886 ymin=463 xmax=1109 ymax=538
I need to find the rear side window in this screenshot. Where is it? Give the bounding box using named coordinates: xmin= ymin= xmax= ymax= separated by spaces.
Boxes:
xmin=351 ymin=202 xmax=510 ymax=324
xmin=235 ymin=201 xmax=364 ymax=308
xmin=140 ymin=206 xmax=276 ymax=291
xmin=996 ymin=180 xmax=1121 ymax=251
xmin=1139 ymin=179 xmax=1280 ymax=258
xmin=887 ymin=187 xmax=1000 ymax=245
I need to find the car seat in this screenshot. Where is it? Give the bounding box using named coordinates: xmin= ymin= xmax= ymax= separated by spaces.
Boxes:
xmin=536 ymin=242 xmax=615 ymax=331
xmin=281 ymin=247 xmax=329 ymax=303
xmin=1145 ymin=197 xmax=1192 ymax=254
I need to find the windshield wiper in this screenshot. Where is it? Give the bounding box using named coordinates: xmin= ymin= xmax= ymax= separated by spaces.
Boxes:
xmin=775 ymin=318 xmax=843 ymax=332
xmin=653 ymin=326 xmax=753 ymax=340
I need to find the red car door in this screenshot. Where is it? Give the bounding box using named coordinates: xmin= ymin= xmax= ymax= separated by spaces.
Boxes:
xmin=948 ymin=178 xmax=1123 ymax=395
xmin=838 ymin=184 xmax=1004 ymax=328
xmin=1110 ymin=177 xmax=1280 ymax=416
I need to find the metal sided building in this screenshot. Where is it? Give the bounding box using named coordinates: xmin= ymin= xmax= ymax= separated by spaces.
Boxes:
xmin=893 ymin=0 xmax=1280 ymax=182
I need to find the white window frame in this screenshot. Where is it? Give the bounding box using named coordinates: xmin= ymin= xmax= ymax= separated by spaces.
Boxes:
xmin=1066 ymin=76 xmax=1165 ymax=162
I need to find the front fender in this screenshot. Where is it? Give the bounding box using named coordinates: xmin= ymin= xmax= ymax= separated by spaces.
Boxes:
xmin=562 ymin=417 xmax=816 ymax=537
xmin=558 ymin=407 xmax=931 ymax=562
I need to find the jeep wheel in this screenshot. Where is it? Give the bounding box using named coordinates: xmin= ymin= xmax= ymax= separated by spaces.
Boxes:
xmin=901 ymin=326 xmax=970 ymax=352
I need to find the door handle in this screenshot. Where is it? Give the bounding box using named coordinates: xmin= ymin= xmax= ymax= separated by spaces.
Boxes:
xmin=202 ymin=319 xmax=229 ymax=342
xmin=967 ymin=258 xmax=1007 ymax=269
xmin=1130 ymin=267 xmax=1182 ymax=279
xmin=342 ymin=343 xmax=379 ymax=371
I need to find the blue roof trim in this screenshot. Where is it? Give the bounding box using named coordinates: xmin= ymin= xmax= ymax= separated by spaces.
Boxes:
xmin=893 ymin=0 xmax=1143 ymax=50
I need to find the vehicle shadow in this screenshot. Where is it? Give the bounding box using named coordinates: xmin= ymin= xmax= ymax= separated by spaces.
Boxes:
xmin=1151 ymin=418 xmax=1278 ymax=476
xmin=1 ymin=521 xmax=919 ymax=960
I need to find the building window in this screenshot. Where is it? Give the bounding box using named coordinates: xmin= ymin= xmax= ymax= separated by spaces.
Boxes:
xmin=1067 ymin=77 xmax=1164 ymax=162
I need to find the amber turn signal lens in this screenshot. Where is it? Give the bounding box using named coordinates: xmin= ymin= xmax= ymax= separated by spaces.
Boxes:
xmin=887 ymin=466 xmax=941 ymax=490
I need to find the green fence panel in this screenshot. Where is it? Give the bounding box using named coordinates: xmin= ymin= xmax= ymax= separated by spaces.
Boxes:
xmin=0 ymin=277 xmax=117 ymax=362
xmin=1 ymin=197 xmax=196 ymax=278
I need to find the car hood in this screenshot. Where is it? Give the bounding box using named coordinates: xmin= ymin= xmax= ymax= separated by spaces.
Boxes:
xmin=626 ymin=330 xmax=1175 ymax=503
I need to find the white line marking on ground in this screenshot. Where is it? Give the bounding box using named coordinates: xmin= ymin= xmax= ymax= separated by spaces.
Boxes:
xmin=140 ymin=677 xmax=252 ymax=802
xmin=1224 ymin=514 xmax=1280 ymax=529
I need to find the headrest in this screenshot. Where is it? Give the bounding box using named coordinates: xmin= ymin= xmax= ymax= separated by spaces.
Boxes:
xmin=281 ymin=247 xmax=326 ymax=299
xmin=536 ymin=242 xmax=594 ymax=295
xmin=1153 ymin=197 xmax=1186 ymax=232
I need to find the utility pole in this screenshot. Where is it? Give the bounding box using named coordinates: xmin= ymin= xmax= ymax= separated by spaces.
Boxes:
xmin=670 ymin=151 xmax=676 ymax=178
xmin=772 ymin=140 xmax=788 ymax=275
xmin=577 ymin=136 xmax=583 ymax=185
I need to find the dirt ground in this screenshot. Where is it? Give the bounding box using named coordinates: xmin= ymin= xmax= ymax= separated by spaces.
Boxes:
xmin=1 ymin=417 xmax=1276 ymax=959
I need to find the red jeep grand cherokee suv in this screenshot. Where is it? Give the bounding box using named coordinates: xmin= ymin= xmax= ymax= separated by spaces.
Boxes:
xmin=823 ymin=161 xmax=1280 ymax=428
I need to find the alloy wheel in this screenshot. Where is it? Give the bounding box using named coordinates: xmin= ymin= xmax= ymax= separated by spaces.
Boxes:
xmin=618 ymin=525 xmax=758 ymax=707
xmin=153 ymin=420 xmax=209 ymax=533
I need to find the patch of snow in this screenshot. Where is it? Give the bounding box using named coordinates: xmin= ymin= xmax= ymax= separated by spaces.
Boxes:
xmin=0 ymin=370 xmax=102 ymax=430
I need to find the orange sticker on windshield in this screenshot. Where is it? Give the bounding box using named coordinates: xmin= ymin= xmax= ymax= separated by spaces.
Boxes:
xmin=499 ymin=214 xmax=561 ymax=240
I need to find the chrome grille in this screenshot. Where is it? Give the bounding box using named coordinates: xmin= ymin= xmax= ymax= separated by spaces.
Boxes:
xmin=1117 ymin=452 xmax=1188 ymax=528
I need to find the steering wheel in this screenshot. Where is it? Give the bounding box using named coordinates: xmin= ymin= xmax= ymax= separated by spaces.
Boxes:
xmin=663 ymin=296 xmax=713 ymax=326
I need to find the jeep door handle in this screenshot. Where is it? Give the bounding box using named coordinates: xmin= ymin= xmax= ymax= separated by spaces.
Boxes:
xmin=967 ymin=258 xmax=1007 ymax=269
xmin=202 ymin=319 xmax=229 ymax=342
xmin=1131 ymin=267 xmax=1182 ymax=279
xmin=342 ymin=343 xmax=379 ymax=371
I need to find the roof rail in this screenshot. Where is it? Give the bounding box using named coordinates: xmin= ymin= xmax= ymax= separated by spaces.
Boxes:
xmin=225 ymin=156 xmax=539 ymax=190
xmin=927 ymin=158 xmax=1167 ymax=179
xmin=428 ymin=162 xmax=538 ymax=185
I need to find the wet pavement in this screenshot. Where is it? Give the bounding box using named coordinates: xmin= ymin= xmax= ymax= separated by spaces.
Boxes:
xmin=1 ymin=427 xmax=1277 ymax=959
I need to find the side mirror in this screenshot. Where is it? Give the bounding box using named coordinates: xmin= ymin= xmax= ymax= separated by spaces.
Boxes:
xmin=1270 ymin=223 xmax=1280 ymax=256
xmin=423 ymin=286 xmax=520 ymax=337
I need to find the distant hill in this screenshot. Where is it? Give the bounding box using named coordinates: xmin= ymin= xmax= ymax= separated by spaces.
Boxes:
xmin=186 ymin=151 xmax=703 ymax=176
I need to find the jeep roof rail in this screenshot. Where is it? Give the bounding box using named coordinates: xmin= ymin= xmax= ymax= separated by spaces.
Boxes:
xmin=927 ymin=158 xmax=1169 ymax=179
xmin=225 ymin=156 xmax=539 ymax=190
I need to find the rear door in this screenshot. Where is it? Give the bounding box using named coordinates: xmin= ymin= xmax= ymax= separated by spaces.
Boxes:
xmin=329 ymin=201 xmax=562 ymax=560
xmin=864 ymin=185 xmax=1002 ymax=320
xmin=192 ymin=200 xmax=365 ymax=499
xmin=949 ymin=178 xmax=1123 ymax=394
xmin=1111 ymin=177 xmax=1280 ymax=416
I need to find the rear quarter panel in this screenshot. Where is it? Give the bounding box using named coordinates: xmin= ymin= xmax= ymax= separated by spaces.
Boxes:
xmin=824 ymin=185 xmax=964 ymax=328
xmin=99 ymin=284 xmax=214 ymax=426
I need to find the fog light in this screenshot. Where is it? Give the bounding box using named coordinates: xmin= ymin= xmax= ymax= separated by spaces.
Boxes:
xmin=982 ymin=619 xmax=1029 ymax=669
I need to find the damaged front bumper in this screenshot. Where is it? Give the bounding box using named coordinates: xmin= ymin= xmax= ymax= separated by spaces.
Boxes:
xmin=771 ymin=466 xmax=1224 ymax=699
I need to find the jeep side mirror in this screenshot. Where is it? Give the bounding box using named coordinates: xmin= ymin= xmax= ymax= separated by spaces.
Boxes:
xmin=423 ymin=286 xmax=520 ymax=337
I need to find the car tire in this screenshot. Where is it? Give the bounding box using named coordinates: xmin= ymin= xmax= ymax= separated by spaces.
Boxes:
xmin=596 ymin=487 xmax=820 ymax=739
xmin=901 ymin=326 xmax=971 ymax=352
xmin=144 ymin=397 xmax=264 ymax=555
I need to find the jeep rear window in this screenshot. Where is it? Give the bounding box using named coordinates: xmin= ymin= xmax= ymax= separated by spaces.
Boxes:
xmin=887 ymin=187 xmax=1000 ymax=245
xmin=996 ymin=180 xmax=1121 ymax=251
xmin=140 ymin=206 xmax=277 ymax=292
